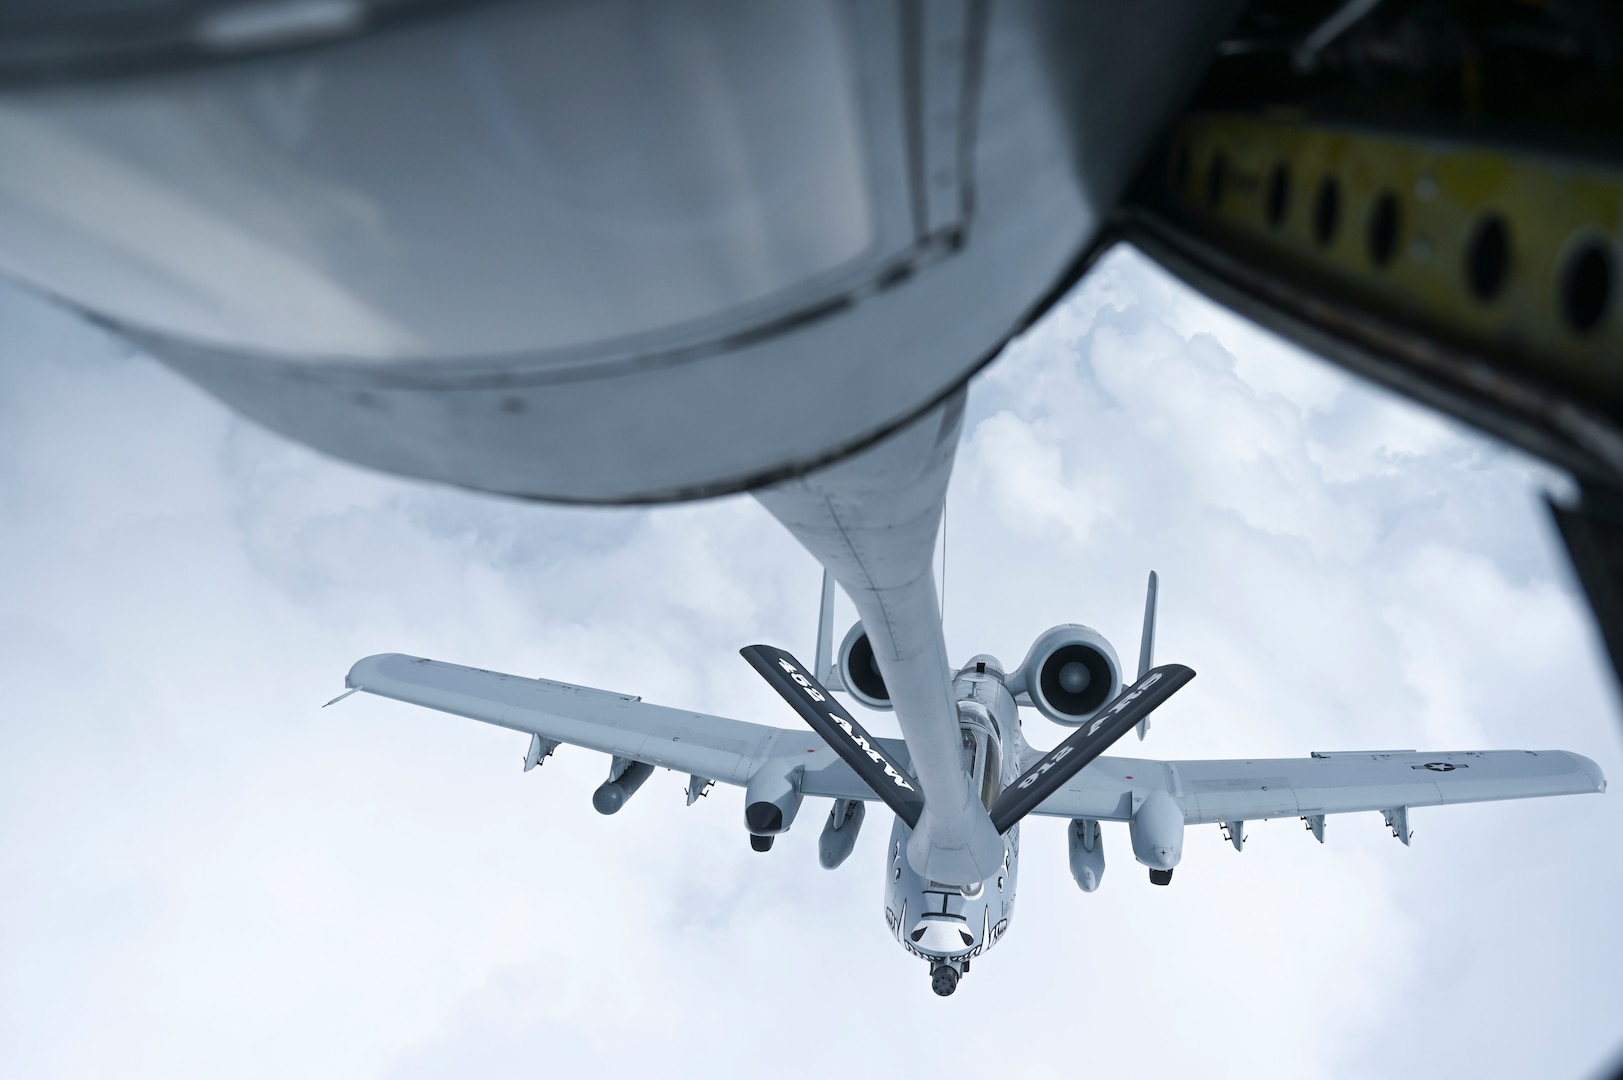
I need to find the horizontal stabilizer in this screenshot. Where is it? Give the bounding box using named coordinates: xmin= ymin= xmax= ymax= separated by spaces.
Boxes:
xmin=989 ymin=663 xmax=1195 ymax=833
xmin=741 ymin=644 xmax=924 ymax=828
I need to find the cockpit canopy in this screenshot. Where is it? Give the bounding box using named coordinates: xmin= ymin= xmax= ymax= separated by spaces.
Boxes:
xmin=957 ymin=700 xmax=1003 ymax=811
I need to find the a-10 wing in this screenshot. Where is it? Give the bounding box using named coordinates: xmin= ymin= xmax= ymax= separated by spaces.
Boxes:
xmin=344 ymin=654 xmax=1604 ymax=824
xmin=343 ymin=653 xmax=901 ymax=803
xmin=1026 ymin=748 xmax=1605 ymax=823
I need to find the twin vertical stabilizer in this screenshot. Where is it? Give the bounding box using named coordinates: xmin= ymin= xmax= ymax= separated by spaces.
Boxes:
xmin=1137 ymin=571 xmax=1158 ymax=741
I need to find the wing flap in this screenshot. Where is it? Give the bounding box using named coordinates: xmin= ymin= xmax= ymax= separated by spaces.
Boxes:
xmin=739 ymin=644 xmax=925 ymax=827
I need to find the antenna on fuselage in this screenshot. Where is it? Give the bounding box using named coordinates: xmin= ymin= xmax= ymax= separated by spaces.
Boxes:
xmin=1136 ymin=571 xmax=1159 ymax=740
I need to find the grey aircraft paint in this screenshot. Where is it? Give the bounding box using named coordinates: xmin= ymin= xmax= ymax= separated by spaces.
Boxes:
xmin=340 ymin=588 xmax=1606 ymax=994
xmin=883 ymin=660 xmax=1026 ymax=991
xmin=1 ymin=0 xmax=1607 ymax=1001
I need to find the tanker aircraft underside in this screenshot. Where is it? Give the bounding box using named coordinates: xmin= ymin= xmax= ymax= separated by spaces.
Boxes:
xmin=335 ymin=570 xmax=1605 ymax=996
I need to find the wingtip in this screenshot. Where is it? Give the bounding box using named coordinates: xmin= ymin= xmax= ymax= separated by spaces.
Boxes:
xmin=345 ymin=653 xmax=410 ymax=687
xmin=1565 ymin=751 xmax=1607 ymax=793
xmin=336 ymin=653 xmax=420 ymax=702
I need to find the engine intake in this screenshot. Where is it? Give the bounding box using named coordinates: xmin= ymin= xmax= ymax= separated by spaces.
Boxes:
xmin=1130 ymin=790 xmax=1184 ymax=879
xmin=837 ymin=622 xmax=892 ymax=711
xmin=744 ymin=763 xmax=804 ymax=837
xmin=1010 ymin=624 xmax=1121 ymax=726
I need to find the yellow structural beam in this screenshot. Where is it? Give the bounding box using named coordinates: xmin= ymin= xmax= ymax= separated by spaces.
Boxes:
xmin=1164 ymin=112 xmax=1623 ymax=399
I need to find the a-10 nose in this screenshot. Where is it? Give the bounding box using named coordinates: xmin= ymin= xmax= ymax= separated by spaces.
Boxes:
xmin=910 ymin=918 xmax=976 ymax=953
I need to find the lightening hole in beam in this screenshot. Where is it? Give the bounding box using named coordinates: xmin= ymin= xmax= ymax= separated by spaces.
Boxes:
xmin=1561 ymin=240 xmax=1612 ymax=335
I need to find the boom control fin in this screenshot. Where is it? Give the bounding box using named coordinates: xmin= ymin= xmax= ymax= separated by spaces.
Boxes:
xmin=741 ymin=644 xmax=923 ymax=828
xmin=989 ymin=663 xmax=1195 ymax=834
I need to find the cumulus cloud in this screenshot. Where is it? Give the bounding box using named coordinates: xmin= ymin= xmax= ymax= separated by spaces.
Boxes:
xmin=0 ymin=246 xmax=1618 ymax=1080
xmin=962 ymin=410 xmax=1114 ymax=545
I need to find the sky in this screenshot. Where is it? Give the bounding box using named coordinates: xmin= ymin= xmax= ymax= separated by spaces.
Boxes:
xmin=1 ymin=245 xmax=1619 ymax=1080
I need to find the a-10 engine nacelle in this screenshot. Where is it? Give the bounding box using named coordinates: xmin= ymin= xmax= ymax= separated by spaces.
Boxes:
xmin=1130 ymin=790 xmax=1184 ymax=885
xmin=743 ymin=762 xmax=805 ymax=853
xmin=837 ymin=622 xmax=892 ymax=711
xmin=1008 ymin=624 xmax=1122 ymax=726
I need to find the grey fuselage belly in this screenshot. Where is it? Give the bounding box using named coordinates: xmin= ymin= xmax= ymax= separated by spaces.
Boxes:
xmin=884 ymin=661 xmax=1028 ymax=968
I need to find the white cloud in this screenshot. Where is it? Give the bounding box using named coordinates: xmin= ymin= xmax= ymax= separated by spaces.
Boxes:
xmin=0 ymin=245 xmax=1618 ymax=1080
xmin=963 ymin=410 xmax=1113 ymax=545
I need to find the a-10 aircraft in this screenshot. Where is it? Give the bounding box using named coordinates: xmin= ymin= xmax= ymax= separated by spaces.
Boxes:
xmin=335 ymin=569 xmax=1605 ymax=997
